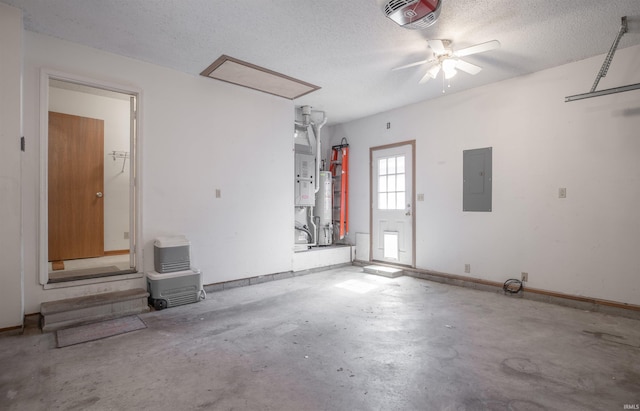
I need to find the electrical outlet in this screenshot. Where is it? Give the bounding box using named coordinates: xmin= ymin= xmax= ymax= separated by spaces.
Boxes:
xmin=465 ymin=264 xmax=471 ymax=273
xmin=124 ymin=232 xmax=129 ymax=240
xmin=521 ymin=272 xmax=528 ymax=282
xmin=215 ymin=189 xmax=221 ymax=198
xmin=559 ymin=188 xmax=566 ymax=198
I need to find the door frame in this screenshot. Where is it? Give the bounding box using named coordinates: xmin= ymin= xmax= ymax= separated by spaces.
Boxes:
xmin=38 ymin=68 xmax=143 ymax=285
xmin=369 ymin=140 xmax=416 ymax=268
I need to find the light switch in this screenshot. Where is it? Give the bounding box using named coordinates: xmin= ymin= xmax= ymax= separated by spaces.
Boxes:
xmin=417 ymin=193 xmax=425 ymax=201
xmin=215 ymin=189 xmax=221 ymax=198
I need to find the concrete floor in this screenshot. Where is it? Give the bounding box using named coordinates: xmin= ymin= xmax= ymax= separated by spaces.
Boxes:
xmin=1 ymin=265 xmax=639 ymax=410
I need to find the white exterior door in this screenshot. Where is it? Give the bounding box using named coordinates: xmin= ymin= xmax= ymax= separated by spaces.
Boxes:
xmin=371 ymin=142 xmax=414 ymax=266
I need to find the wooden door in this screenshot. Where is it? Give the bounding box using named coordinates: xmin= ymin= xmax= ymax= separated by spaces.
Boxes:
xmin=48 ymin=112 xmax=105 ymax=261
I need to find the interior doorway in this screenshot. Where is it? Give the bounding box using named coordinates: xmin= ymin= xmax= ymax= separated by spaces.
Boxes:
xmin=370 ymin=141 xmax=415 ymax=267
xmin=40 ymin=71 xmax=139 ymax=284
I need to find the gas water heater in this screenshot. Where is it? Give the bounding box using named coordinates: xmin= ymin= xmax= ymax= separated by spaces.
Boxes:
xmin=315 ymin=171 xmax=333 ymax=246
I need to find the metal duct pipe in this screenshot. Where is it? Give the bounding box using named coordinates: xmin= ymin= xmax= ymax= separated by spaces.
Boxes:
xmin=295 ymin=225 xmax=313 ymax=242
xmin=301 ymin=105 xmax=312 ymax=127
xmin=311 ymin=110 xmax=327 ymax=194
xmin=309 ymin=207 xmax=318 ymax=246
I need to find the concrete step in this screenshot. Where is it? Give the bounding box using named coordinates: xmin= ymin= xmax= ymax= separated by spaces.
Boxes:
xmin=363 ymin=265 xmax=404 ymax=278
xmin=40 ymin=288 xmax=150 ymax=332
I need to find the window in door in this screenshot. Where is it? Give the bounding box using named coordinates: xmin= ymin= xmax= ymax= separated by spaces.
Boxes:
xmin=377 ymin=155 xmax=405 ymax=210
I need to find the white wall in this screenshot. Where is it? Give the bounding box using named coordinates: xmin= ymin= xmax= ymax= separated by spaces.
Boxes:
xmin=21 ymin=31 xmax=294 ymax=314
xmin=328 ymin=44 xmax=640 ymax=306
xmin=49 ymin=86 xmax=131 ymax=251
xmin=0 ymin=4 xmax=23 ymax=329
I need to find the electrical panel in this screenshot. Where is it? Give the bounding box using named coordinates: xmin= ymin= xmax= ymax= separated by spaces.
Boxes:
xmin=295 ymin=153 xmax=315 ymax=206
xmin=463 ymin=147 xmax=492 ymax=212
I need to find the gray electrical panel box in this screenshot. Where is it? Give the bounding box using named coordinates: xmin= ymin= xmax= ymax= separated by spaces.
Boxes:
xmin=463 ymin=147 xmax=492 ymax=212
xmin=295 ymin=153 xmax=315 ymax=206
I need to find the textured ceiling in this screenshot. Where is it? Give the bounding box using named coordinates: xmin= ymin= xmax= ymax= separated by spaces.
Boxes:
xmin=4 ymin=0 xmax=640 ymax=124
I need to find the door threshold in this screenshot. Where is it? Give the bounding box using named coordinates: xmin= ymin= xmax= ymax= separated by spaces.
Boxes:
xmin=48 ymin=267 xmax=137 ymax=284
xmin=370 ymin=260 xmax=414 ymax=269
xmin=44 ymin=271 xmax=143 ymax=290
xmin=363 ymin=265 xmax=404 ymax=278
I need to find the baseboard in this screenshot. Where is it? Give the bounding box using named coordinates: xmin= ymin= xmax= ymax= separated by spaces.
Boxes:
xmin=0 ymin=324 xmax=23 ymax=335
xmin=397 ymin=265 xmax=640 ymax=320
xmin=203 ymin=262 xmax=353 ymax=293
xmin=103 ymin=249 xmax=129 ymax=256
xmin=354 ymin=261 xmax=640 ymax=320
xmin=51 ymin=261 xmax=64 ymax=271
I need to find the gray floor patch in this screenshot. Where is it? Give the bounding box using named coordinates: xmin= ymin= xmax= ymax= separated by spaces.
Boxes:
xmin=56 ymin=315 xmax=147 ymax=348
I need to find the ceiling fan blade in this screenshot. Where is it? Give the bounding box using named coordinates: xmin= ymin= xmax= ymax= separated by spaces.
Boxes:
xmin=392 ymin=58 xmax=435 ymax=71
xmin=418 ymin=72 xmax=433 ymax=84
xmin=455 ymin=59 xmax=482 ymax=75
xmin=427 ymin=39 xmax=446 ymax=55
xmin=454 ymin=40 xmax=500 ymax=57
xmin=419 ymin=65 xmax=440 ymax=84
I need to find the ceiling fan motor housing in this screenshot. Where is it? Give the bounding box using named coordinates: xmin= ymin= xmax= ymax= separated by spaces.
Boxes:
xmin=384 ymin=0 xmax=442 ymax=30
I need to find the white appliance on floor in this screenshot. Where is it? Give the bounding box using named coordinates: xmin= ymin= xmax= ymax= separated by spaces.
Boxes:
xmin=147 ymin=236 xmax=204 ymax=310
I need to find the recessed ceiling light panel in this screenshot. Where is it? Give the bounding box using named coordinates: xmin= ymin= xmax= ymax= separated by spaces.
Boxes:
xmin=200 ymin=55 xmax=320 ymax=100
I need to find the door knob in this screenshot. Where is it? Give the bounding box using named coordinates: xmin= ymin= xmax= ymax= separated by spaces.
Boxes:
xmin=96 ymin=192 xmax=103 ymax=198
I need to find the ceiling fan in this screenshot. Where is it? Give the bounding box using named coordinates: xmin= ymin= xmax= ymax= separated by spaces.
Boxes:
xmin=393 ymin=39 xmax=500 ymax=84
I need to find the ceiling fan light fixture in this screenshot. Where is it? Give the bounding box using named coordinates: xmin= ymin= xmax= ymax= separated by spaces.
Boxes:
xmin=442 ymin=58 xmax=457 ymax=71
xmin=444 ymin=68 xmax=457 ymax=79
xmin=442 ymin=58 xmax=458 ymax=79
xmin=392 ymin=38 xmax=500 ymax=84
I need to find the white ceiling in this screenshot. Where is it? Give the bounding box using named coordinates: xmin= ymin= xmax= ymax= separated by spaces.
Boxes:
xmin=4 ymin=0 xmax=640 ymax=124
